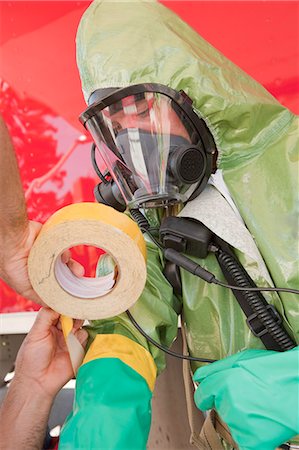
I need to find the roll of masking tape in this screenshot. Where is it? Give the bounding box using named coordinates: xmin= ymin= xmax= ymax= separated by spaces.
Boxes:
xmin=28 ymin=203 xmax=147 ymax=320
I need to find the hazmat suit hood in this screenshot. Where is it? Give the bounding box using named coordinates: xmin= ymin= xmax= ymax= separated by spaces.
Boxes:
xmin=77 ymin=0 xmax=295 ymax=170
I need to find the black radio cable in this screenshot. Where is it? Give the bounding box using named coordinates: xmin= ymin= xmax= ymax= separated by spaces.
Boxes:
xmin=213 ymin=280 xmax=299 ymax=296
xmin=163 ymin=247 xmax=299 ymax=296
xmin=126 ymin=310 xmax=216 ymax=363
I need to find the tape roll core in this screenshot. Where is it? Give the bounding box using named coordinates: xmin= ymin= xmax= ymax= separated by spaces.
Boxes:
xmin=54 ymin=254 xmax=115 ymax=299
xmin=28 ymin=203 xmax=147 ymax=319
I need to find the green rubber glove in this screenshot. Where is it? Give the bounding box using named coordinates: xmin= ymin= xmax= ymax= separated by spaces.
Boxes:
xmin=193 ymin=347 xmax=299 ymax=450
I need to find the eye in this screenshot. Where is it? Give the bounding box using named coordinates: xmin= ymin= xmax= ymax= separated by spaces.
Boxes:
xmin=137 ymin=108 xmax=149 ymax=118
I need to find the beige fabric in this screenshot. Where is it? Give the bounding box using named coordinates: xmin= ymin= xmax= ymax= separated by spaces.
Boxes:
xmin=199 ymin=411 xmax=226 ymax=450
xmin=181 ymin=323 xmax=206 ymax=448
xmin=181 ymin=322 xmax=238 ymax=450
xmin=201 ymin=410 xmax=239 ymax=450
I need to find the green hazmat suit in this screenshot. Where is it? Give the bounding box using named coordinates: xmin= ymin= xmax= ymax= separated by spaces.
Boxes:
xmin=59 ymin=1 xmax=299 ymax=448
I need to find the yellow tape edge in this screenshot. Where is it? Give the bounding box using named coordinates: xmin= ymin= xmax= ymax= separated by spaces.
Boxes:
xmin=82 ymin=334 xmax=157 ymax=392
xmin=61 ymin=315 xmax=73 ymax=339
xmin=39 ymin=202 xmax=146 ymax=260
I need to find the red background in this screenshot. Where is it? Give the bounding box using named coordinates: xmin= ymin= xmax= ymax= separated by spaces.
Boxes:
xmin=0 ymin=1 xmax=298 ymax=313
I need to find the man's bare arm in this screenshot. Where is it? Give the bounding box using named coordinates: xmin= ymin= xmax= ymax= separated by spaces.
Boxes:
xmin=0 ymin=377 xmax=53 ymax=450
xmin=0 ymin=115 xmax=46 ymax=301
xmin=0 ymin=116 xmax=28 ymax=258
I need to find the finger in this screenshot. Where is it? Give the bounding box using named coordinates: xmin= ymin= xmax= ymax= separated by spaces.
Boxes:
xmin=72 ymin=319 xmax=85 ymax=331
xmin=26 ymin=221 xmax=43 ymax=247
xmin=30 ymin=307 xmax=60 ymax=337
xmin=194 ymin=374 xmax=219 ymax=411
xmin=67 ymin=259 xmax=85 ymax=277
xmin=74 ymin=328 xmax=88 ymax=348
xmin=61 ymin=249 xmax=71 ymax=264
xmin=29 ymin=220 xmax=43 ymax=235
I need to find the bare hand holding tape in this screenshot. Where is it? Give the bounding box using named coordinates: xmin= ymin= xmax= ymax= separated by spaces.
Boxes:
xmin=28 ymin=202 xmax=147 ymax=373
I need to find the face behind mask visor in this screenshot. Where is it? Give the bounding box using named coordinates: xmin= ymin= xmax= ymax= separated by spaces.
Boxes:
xmin=80 ymin=84 xmax=216 ymax=209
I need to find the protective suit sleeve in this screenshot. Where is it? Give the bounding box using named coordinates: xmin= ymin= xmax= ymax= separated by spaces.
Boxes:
xmin=86 ymin=240 xmax=181 ymax=374
xmin=193 ymin=347 xmax=299 ymax=450
xmin=59 ymin=334 xmax=156 ymax=450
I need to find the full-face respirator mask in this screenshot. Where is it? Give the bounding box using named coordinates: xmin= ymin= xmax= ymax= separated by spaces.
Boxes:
xmin=80 ymin=83 xmax=216 ymax=212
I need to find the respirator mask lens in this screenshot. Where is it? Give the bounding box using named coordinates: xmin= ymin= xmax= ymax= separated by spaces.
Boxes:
xmin=83 ymin=89 xmax=209 ymax=208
